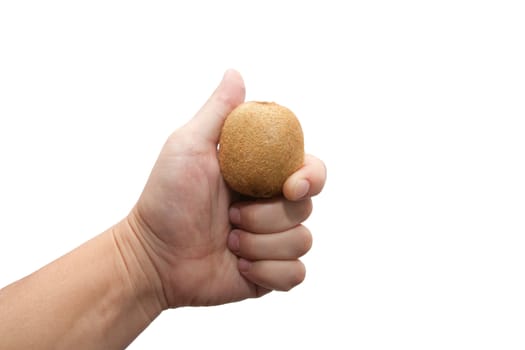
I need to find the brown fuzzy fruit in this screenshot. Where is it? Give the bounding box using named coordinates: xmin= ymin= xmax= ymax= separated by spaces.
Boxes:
xmin=218 ymin=101 xmax=304 ymax=198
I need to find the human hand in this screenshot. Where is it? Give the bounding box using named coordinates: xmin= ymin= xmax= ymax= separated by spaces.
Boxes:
xmin=124 ymin=70 xmax=326 ymax=309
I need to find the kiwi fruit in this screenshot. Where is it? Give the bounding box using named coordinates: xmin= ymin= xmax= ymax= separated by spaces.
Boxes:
xmin=218 ymin=101 xmax=304 ymax=198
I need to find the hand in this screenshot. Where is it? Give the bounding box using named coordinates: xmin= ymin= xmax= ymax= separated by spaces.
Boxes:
xmin=126 ymin=70 xmax=327 ymax=309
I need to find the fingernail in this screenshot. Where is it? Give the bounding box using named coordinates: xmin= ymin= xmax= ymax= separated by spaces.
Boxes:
xmin=223 ymin=68 xmax=234 ymax=79
xmin=238 ymin=258 xmax=251 ymax=272
xmin=229 ymin=207 xmax=240 ymax=225
xmin=294 ymin=180 xmax=310 ymax=199
xmin=228 ymin=230 xmax=240 ymax=253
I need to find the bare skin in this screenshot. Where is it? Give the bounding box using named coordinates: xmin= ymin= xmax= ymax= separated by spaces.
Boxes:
xmin=0 ymin=70 xmax=327 ymax=349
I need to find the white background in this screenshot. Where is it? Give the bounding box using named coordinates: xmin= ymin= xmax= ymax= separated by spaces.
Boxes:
xmin=1 ymin=1 xmax=525 ymax=349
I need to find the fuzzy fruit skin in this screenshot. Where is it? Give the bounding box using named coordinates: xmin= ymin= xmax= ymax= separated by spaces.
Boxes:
xmin=218 ymin=101 xmax=304 ymax=198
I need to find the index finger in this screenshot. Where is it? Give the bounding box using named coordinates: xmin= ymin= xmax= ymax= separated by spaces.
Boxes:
xmin=283 ymin=154 xmax=327 ymax=201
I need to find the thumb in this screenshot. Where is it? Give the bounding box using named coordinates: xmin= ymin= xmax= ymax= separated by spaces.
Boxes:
xmin=187 ymin=69 xmax=246 ymax=143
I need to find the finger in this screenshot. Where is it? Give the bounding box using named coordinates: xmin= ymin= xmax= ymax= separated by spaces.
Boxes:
xmin=229 ymin=198 xmax=312 ymax=234
xmin=186 ymin=69 xmax=246 ymax=144
xmin=283 ymin=154 xmax=327 ymax=201
xmin=228 ymin=225 xmax=313 ymax=260
xmin=251 ymin=286 xmax=272 ymax=298
xmin=239 ymin=259 xmax=306 ymax=292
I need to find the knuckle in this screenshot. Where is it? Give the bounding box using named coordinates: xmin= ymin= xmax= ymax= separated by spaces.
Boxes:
xmin=284 ymin=261 xmax=306 ymax=291
xmin=316 ymin=161 xmax=328 ymax=194
xmin=296 ymin=226 xmax=313 ymax=257
xmin=300 ymin=198 xmax=313 ymax=221
xmin=288 ymin=260 xmax=306 ymax=290
xmin=321 ymin=159 xmax=328 ymax=179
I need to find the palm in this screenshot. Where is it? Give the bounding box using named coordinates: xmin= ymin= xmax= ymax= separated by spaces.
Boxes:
xmin=136 ymin=130 xmax=256 ymax=307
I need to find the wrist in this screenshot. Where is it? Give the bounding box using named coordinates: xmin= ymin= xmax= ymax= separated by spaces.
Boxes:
xmin=111 ymin=213 xmax=168 ymax=319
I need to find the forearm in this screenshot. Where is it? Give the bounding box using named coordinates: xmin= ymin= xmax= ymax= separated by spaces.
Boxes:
xmin=0 ymin=218 xmax=165 ymax=350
